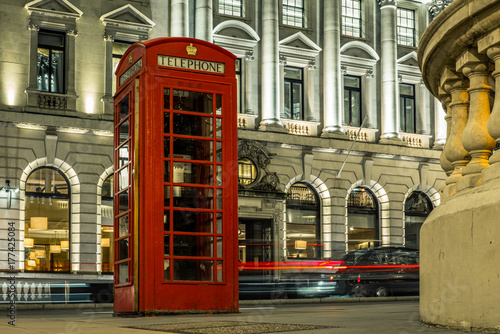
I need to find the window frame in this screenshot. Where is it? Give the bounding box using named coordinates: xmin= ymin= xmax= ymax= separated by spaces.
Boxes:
xmin=397 ymin=7 xmax=416 ymax=47
xmin=342 ymin=0 xmax=362 ymax=38
xmin=218 ymin=0 xmax=244 ymax=17
xmin=282 ymin=0 xmax=305 ymax=28
xmin=283 ymin=66 xmax=304 ymax=121
xmin=343 ymin=75 xmax=362 ymax=127
xmin=399 ymin=82 xmax=416 ymax=133
xmin=37 ymin=30 xmax=66 ymax=94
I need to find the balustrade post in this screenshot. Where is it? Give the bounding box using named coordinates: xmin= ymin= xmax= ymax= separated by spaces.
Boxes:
xmin=456 ymin=49 xmax=495 ymax=189
xmin=441 ymin=67 xmax=470 ymax=197
xmin=479 ymin=29 xmax=500 ymax=181
xmin=439 ymin=88 xmax=453 ymax=200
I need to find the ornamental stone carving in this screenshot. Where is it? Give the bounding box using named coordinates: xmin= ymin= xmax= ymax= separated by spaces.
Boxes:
xmin=428 ymin=0 xmax=453 ymax=18
xmin=238 ymin=140 xmax=281 ymax=192
xmin=378 ymin=0 xmax=396 ymax=7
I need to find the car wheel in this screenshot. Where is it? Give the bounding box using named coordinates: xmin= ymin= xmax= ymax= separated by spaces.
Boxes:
xmin=374 ymin=286 xmax=388 ymax=297
xmin=351 ymin=283 xmax=368 ymax=297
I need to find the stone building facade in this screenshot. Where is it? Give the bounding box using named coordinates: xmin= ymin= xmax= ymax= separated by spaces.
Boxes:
xmin=0 ymin=0 xmax=445 ymax=301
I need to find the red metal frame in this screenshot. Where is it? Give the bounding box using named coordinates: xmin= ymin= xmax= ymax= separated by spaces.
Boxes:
xmin=114 ymin=38 xmax=238 ymax=314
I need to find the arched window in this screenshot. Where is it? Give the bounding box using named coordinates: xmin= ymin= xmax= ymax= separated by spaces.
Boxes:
xmin=347 ymin=187 xmax=379 ymax=251
xmin=405 ymin=191 xmax=433 ymax=249
xmin=286 ymin=182 xmax=320 ymax=259
xmin=101 ymin=175 xmax=114 ymax=273
xmin=24 ymin=167 xmax=70 ymax=272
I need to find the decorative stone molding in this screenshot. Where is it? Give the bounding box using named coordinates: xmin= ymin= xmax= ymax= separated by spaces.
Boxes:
xmin=400 ymin=132 xmax=432 ymax=148
xmin=237 ymin=141 xmax=281 ymax=192
xmin=378 ymin=0 xmax=396 ymax=7
xmin=282 ymin=119 xmax=320 ymax=136
xmin=344 ymin=126 xmax=379 ymax=142
xmin=237 ymin=113 xmax=258 ymax=130
xmin=428 ymin=0 xmax=453 ymax=18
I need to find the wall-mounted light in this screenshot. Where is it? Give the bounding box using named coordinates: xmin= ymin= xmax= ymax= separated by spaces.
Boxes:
xmin=7 ymin=89 xmax=15 ymax=107
xmin=85 ymin=94 xmax=94 ymax=114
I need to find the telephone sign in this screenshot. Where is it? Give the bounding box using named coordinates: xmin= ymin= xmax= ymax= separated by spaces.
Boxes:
xmin=113 ymin=37 xmax=238 ymax=314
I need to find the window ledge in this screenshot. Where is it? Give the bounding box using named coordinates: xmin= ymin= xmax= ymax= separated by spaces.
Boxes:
xmin=344 ymin=126 xmax=379 ymax=142
xmin=400 ymin=132 xmax=432 ymax=148
xmin=282 ymin=119 xmax=320 ymax=136
xmin=25 ymin=89 xmax=78 ymax=113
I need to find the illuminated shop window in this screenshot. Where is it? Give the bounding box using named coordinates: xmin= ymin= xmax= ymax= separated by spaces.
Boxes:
xmin=238 ymin=158 xmax=257 ymax=186
xmin=405 ymin=191 xmax=432 ymax=250
xmin=219 ymin=0 xmax=243 ymax=16
xmin=347 ymin=187 xmax=379 ymax=251
xmin=101 ymin=175 xmax=114 ymax=273
xmin=37 ymin=31 xmax=65 ymax=94
xmin=342 ymin=0 xmax=362 ymax=37
xmin=283 ymin=0 xmax=305 ymax=28
xmin=286 ymin=183 xmax=320 ymax=259
xmin=24 ymin=168 xmax=70 ymax=272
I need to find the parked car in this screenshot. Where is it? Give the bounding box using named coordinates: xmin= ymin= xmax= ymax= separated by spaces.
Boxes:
xmin=338 ymin=246 xmax=419 ymax=297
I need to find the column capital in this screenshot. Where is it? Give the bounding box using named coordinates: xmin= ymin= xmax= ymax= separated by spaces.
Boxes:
xmin=67 ymin=29 xmax=78 ymax=37
xmin=245 ymin=50 xmax=255 ymax=61
xmin=308 ymin=60 xmax=317 ymax=70
xmin=428 ymin=0 xmax=453 ymax=18
xmin=279 ymin=55 xmax=287 ymax=66
xmin=378 ymin=0 xmax=396 ymax=7
xmin=28 ymin=21 xmax=39 ymax=31
xmin=104 ymin=34 xmax=114 ymax=42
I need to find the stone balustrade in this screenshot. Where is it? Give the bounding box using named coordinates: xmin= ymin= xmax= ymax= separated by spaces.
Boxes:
xmin=281 ymin=119 xmax=320 ymax=136
xmin=418 ymin=0 xmax=500 ymax=199
xmin=418 ymin=1 xmax=500 ymax=331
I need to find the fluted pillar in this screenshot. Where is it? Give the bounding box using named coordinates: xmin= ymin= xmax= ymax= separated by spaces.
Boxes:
xmin=321 ymin=0 xmax=344 ymax=137
xmin=378 ymin=0 xmax=401 ymax=142
xmin=259 ymin=0 xmax=285 ymax=132
xmin=244 ymin=51 xmax=255 ymax=114
xmin=456 ymin=49 xmax=495 ymax=189
xmin=479 ymin=28 xmax=500 ymax=181
xmin=195 ymin=0 xmax=212 ymax=42
xmin=440 ymin=67 xmax=470 ymax=197
xmin=171 ymin=0 xmax=189 ymax=37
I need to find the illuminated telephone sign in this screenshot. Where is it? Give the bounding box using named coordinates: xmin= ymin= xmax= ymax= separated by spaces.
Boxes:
xmin=113 ymin=38 xmax=238 ymax=315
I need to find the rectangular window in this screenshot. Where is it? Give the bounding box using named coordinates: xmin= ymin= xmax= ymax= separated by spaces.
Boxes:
xmin=400 ymin=83 xmax=416 ymax=133
xmin=37 ymin=31 xmax=65 ymax=93
xmin=284 ymin=66 xmax=304 ymax=120
xmin=342 ymin=0 xmax=362 ymax=37
xmin=344 ymin=75 xmax=362 ymax=127
xmin=397 ymin=8 xmax=416 ymax=47
xmin=283 ymin=0 xmax=305 ymax=28
xmin=218 ymin=0 xmax=243 ymax=16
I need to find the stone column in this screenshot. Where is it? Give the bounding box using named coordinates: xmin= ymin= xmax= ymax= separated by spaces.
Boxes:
xmin=27 ymin=22 xmax=39 ymax=90
xmin=379 ymin=0 xmax=401 ymax=142
xmin=479 ymin=29 xmax=500 ymax=181
xmin=418 ymin=80 xmax=431 ymax=134
xmin=364 ymin=69 xmax=377 ymax=128
xmin=66 ymin=29 xmax=78 ymax=111
xmin=456 ymin=49 xmax=495 ymax=189
xmin=195 ymin=0 xmax=213 ymax=42
xmin=171 ymin=0 xmax=189 ymax=37
xmin=259 ymin=0 xmax=285 ymax=132
xmin=244 ymin=51 xmax=255 ymax=114
xmin=441 ymin=67 xmax=470 ymax=197
xmin=305 ymin=60 xmax=317 ymax=121
xmin=102 ymin=34 xmax=114 ymax=115
xmin=321 ymin=0 xmax=344 ymax=137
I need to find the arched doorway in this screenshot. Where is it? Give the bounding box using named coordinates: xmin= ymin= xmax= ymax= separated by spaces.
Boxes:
xmin=347 ymin=187 xmax=379 ymax=251
xmin=404 ymin=191 xmax=433 ymax=249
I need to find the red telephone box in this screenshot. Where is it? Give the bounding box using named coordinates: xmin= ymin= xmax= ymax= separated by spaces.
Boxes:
xmin=113 ymin=38 xmax=238 ymax=314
